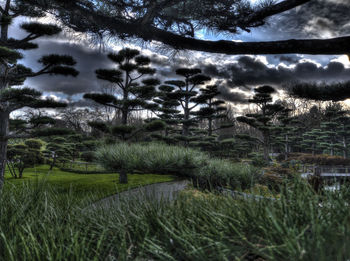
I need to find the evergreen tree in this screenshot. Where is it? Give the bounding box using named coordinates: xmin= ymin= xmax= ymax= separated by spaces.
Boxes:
xmin=165 ymin=68 xmax=211 ymax=136
xmin=194 ymin=85 xmax=227 ymax=136
xmin=237 ymin=85 xmax=285 ymax=161
xmin=301 ymin=129 xmax=323 ymax=156
xmin=7 ymin=138 xmax=43 ymax=178
xmin=0 ymin=1 xmax=79 ymax=188
xmin=271 ymin=108 xmax=293 ymax=160
xmin=84 ymin=48 xmax=158 ymax=125
xmin=44 ymin=137 xmax=70 ymax=170
xmin=336 ymin=115 xmax=350 ymax=158
xmin=153 ymin=83 xmax=181 ymax=138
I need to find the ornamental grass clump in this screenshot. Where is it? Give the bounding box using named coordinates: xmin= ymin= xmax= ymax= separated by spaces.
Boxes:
xmin=96 ymin=142 xmax=206 ymax=176
xmin=195 ymin=158 xmax=260 ymax=190
xmin=96 ymin=142 xmax=259 ymax=190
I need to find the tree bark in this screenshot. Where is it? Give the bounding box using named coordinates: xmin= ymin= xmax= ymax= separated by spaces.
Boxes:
xmin=343 ymin=136 xmax=347 ymax=159
xmin=208 ymin=117 xmax=213 ymax=136
xmin=284 ymin=134 xmax=288 ymax=160
xmin=0 ymin=111 xmax=9 ymax=190
xmin=183 ymin=107 xmax=189 ymax=136
xmin=49 ymin=155 xmax=56 ymax=170
xmin=119 ymin=169 xmax=128 ymax=184
xmin=263 ymin=133 xmax=269 ymax=162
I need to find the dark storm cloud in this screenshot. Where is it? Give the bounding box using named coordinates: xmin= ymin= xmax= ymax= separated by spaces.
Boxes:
xmin=278 ymin=55 xmax=300 ymax=64
xmin=217 ymin=84 xmax=248 ymax=104
xmin=24 ymin=39 xmax=112 ymax=96
xmin=199 ymin=56 xmax=350 ymax=91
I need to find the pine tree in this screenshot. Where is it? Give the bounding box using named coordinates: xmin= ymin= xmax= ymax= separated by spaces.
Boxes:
xmin=7 ymin=138 xmax=43 ymax=178
xmin=301 ymin=129 xmax=323 ymax=156
xmin=0 ymin=1 xmax=79 ymax=188
xmin=84 ymin=48 xmax=158 ymax=126
xmin=271 ymin=108 xmax=293 ymax=160
xmin=237 ymin=85 xmax=285 ymax=161
xmin=194 ymin=85 xmax=227 ymax=136
xmin=153 ymin=83 xmax=181 ymax=138
xmin=165 ymin=68 xmax=211 ymax=137
xmin=336 ymin=115 xmax=350 ymax=158
xmin=44 ymin=137 xmax=70 ymax=170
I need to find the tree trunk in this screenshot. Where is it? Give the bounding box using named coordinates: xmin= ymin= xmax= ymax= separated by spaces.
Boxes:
xmin=119 ymin=169 xmax=128 ymax=184
xmin=284 ymin=134 xmax=288 ymax=160
xmin=121 ymin=108 xmax=128 ymax=125
xmin=50 ymin=155 xmax=56 ymax=170
xmin=208 ymin=117 xmax=213 ymax=136
xmin=343 ymin=136 xmax=347 ymax=159
xmin=330 ymin=142 xmax=334 ymax=156
xmin=0 ymin=111 xmax=9 ymax=190
xmin=263 ymin=133 xmax=269 ymax=162
xmin=183 ymin=108 xmax=190 ymax=136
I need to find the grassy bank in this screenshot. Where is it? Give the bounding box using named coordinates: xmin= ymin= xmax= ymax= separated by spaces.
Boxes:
xmin=1 ymin=179 xmax=350 ymax=260
xmin=4 ymin=165 xmax=174 ymax=202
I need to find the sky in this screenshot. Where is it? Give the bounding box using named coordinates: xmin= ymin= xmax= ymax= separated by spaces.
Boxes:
xmin=10 ymin=0 xmax=350 ymax=113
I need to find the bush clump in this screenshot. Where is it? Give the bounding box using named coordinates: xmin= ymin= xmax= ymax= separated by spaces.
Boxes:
xmin=96 ymin=142 xmax=259 ymax=190
xmin=288 ymin=153 xmax=350 ymax=166
xmin=196 ymin=158 xmax=259 ymax=190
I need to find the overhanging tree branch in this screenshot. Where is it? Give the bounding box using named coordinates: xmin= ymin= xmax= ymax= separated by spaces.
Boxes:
xmin=25 ymin=0 xmax=350 ymax=55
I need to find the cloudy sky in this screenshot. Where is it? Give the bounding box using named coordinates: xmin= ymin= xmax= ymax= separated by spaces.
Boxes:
xmin=12 ymin=0 xmax=350 ymax=111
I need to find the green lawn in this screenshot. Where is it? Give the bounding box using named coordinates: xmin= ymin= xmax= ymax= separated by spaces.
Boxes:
xmin=4 ymin=165 xmax=175 ymax=202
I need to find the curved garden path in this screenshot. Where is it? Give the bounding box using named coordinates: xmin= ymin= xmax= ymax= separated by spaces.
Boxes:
xmin=89 ymin=179 xmax=190 ymax=210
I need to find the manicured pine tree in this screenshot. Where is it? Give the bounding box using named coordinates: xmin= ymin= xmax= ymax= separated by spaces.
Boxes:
xmin=336 ymin=115 xmax=350 ymax=158
xmin=301 ymin=129 xmax=323 ymax=156
xmin=84 ymin=48 xmax=159 ymax=126
xmin=318 ymin=104 xmax=345 ymax=156
xmin=233 ymin=134 xmax=257 ymax=158
xmin=194 ymin=85 xmax=228 ymax=136
xmin=165 ymin=68 xmax=211 ymax=136
xmin=271 ymin=108 xmax=293 ymax=160
xmin=0 ymin=1 xmax=79 ymax=188
xmin=287 ymin=119 xmax=306 ymax=153
xmin=7 ymin=138 xmax=43 ymax=178
xmin=237 ymin=85 xmax=285 ymax=161
xmin=43 ymin=137 xmax=70 ymax=170
xmin=153 ymin=84 xmax=181 ymax=137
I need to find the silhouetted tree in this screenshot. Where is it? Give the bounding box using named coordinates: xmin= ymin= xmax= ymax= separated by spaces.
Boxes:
xmin=166 ymin=68 xmax=211 ymax=136
xmin=237 ymin=86 xmax=285 ymax=161
xmin=0 ymin=0 xmax=79 ymax=188
xmin=194 ymin=85 xmax=228 ymax=136
xmin=84 ymin=48 xmax=158 ymax=125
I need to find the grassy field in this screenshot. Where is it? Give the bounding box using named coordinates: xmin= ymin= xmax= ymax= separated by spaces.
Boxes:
xmin=4 ymin=165 xmax=175 ymax=202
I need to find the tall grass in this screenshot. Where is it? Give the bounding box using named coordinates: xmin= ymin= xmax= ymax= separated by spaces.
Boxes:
xmin=1 ymin=180 xmax=350 ymax=260
xmin=96 ymin=142 xmax=259 ymax=190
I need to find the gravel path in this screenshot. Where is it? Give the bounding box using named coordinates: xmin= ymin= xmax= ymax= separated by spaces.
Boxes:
xmin=89 ymin=179 xmax=190 ymax=210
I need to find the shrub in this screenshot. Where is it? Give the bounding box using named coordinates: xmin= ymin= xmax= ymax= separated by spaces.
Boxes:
xmin=80 ymin=151 xmax=96 ymax=162
xmin=249 ymin=152 xmax=268 ymax=167
xmin=289 ymin=153 xmax=350 ymax=166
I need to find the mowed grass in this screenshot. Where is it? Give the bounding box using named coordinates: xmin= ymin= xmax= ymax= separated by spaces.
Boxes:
xmin=4 ymin=165 xmax=175 ymax=202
